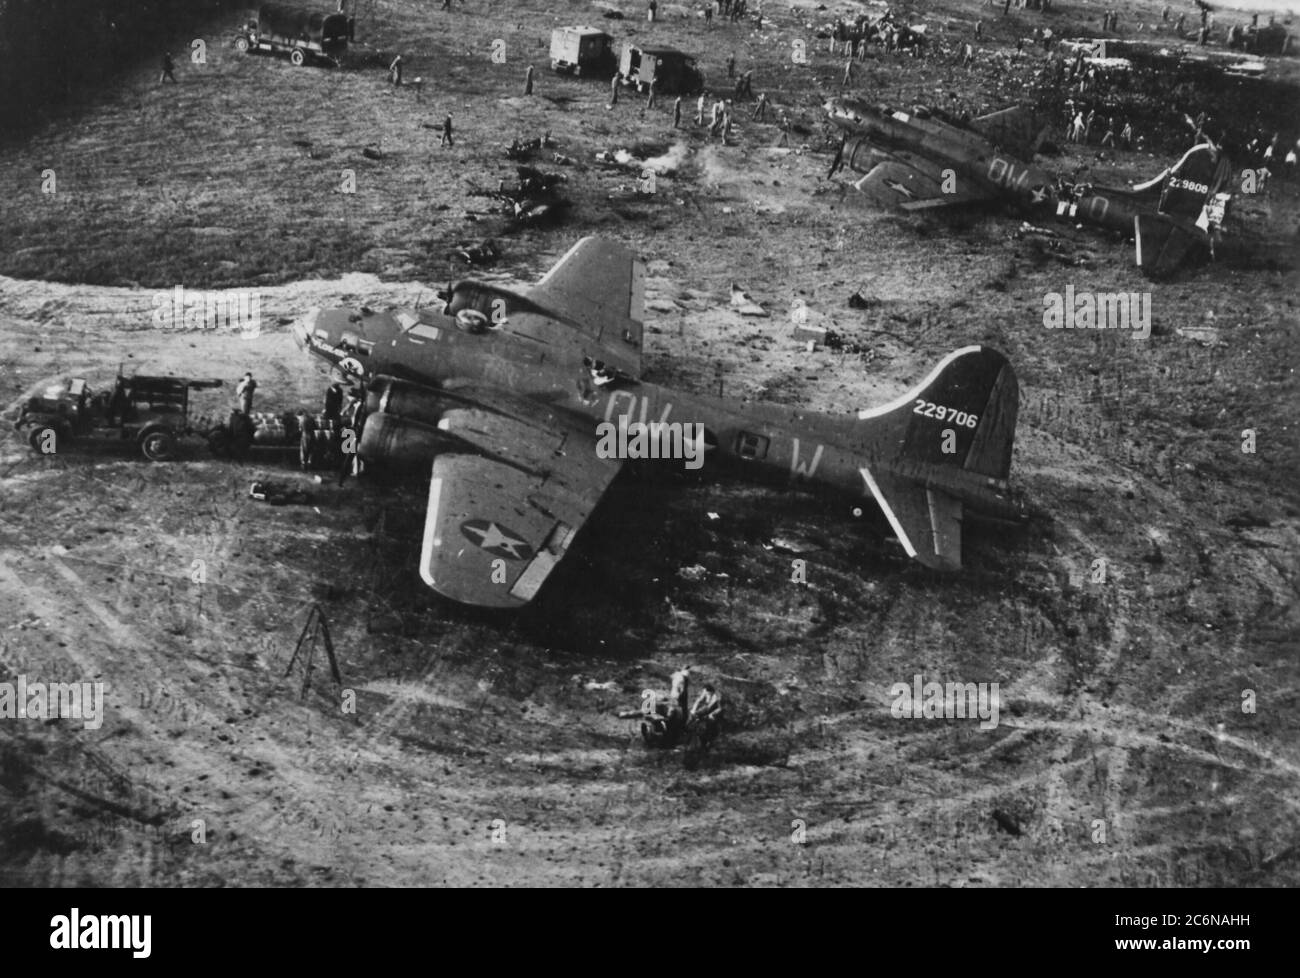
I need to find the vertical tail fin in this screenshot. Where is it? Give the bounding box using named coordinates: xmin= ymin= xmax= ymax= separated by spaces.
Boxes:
xmin=857 ymin=346 xmax=1019 ymax=480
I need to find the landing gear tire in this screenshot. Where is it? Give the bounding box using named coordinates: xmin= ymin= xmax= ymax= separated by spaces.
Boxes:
xmin=290 ymin=47 xmax=306 ymax=66
xmin=27 ymin=425 xmax=58 ymax=453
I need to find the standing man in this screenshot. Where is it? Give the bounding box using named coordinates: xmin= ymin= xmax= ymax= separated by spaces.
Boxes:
xmin=726 ymin=52 xmax=735 ymax=79
xmin=690 ymin=682 xmax=723 ymax=745
xmin=646 ymin=76 xmax=657 ymax=109
xmin=236 ymin=373 xmax=257 ymax=414
xmin=752 ymin=91 xmax=768 ymax=120
xmin=667 ymin=666 xmax=691 ymax=734
xmin=648 ymin=0 xmax=658 ymax=22
xmin=440 ymin=112 xmax=454 ymax=146
xmin=389 ymin=53 xmax=403 ymax=86
xmin=672 ymin=95 xmax=683 ymax=128
xmin=695 ymin=90 xmax=707 ymax=125
xmin=524 ymin=63 xmax=534 ymax=95
xmin=323 ymin=382 xmax=344 ymax=423
xmin=160 ymin=51 xmax=177 ymax=84
xmin=609 ymin=72 xmax=621 ymax=108
xmin=842 ymin=56 xmax=854 ymax=86
xmin=704 ymin=3 xmax=713 ymax=28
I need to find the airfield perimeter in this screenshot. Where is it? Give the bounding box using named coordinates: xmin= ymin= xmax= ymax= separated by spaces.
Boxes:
xmin=0 ymin=0 xmax=1298 ymax=886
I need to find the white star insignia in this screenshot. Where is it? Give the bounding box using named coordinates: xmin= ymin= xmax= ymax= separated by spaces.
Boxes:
xmin=465 ymin=522 xmax=529 ymax=559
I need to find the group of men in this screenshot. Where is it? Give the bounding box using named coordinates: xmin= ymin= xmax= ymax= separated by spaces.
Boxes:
xmin=1063 ymin=100 xmax=1134 ymax=149
xmin=620 ymin=667 xmax=724 ymax=749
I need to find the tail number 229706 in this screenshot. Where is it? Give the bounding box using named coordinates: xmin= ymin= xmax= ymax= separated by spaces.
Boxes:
xmin=914 ymin=399 xmax=977 ymax=428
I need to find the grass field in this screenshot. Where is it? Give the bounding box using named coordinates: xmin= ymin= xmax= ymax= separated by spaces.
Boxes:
xmin=1 ymin=0 xmax=1298 ymax=887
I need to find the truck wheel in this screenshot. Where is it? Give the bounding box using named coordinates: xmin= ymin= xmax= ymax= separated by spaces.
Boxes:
xmin=235 ymin=35 xmax=250 ymax=53
xmin=290 ymin=47 xmax=306 ymax=66
xmin=27 ymin=425 xmax=58 ymax=454
xmin=207 ymin=427 xmax=232 ymax=458
xmin=140 ymin=429 xmax=177 ymax=461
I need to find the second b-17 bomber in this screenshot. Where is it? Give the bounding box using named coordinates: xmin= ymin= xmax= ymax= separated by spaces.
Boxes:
xmin=295 ymin=238 xmax=1028 ymax=608
xmin=824 ymin=96 xmax=1236 ymax=278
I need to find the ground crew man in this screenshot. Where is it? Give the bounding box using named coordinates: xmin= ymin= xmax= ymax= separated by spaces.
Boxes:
xmin=160 ymin=51 xmax=177 ymax=84
xmin=668 ymin=666 xmax=691 ymax=726
xmin=695 ymin=91 xmax=707 ymax=125
xmin=752 ymin=91 xmax=768 ymax=120
xmin=646 ymin=77 xmax=657 ymax=109
xmin=236 ymin=373 xmax=257 ymax=414
xmin=524 ymin=64 xmax=534 ymax=95
xmin=609 ymin=72 xmax=621 ymax=108
xmin=673 ymin=95 xmax=682 ymax=127
xmin=726 ymin=53 xmax=735 ymax=78
xmin=389 ymin=54 xmax=403 ymax=86
xmin=323 ymin=382 xmax=344 ymax=422
xmin=690 ymin=682 xmax=723 ymax=744
xmin=440 ymin=112 xmax=454 ymax=146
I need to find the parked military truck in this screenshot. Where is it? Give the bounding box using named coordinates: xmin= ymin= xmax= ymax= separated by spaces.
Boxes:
xmin=618 ymin=44 xmax=704 ymax=94
xmin=550 ymin=27 xmax=616 ymax=77
xmin=14 ymin=374 xmax=223 ymax=461
xmin=234 ymin=3 xmax=350 ymax=66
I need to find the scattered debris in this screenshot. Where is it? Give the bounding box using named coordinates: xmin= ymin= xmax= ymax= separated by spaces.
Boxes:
xmin=449 ymin=239 xmax=500 ymax=265
xmin=248 ymin=480 xmax=315 ymax=506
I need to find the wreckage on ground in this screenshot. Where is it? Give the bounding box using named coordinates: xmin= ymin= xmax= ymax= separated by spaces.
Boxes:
xmin=292 ymin=237 xmax=1029 ymax=608
xmin=824 ymin=97 xmax=1235 ymax=278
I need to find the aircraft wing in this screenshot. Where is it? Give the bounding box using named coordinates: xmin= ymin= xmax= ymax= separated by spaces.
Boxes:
xmin=860 ymin=469 xmax=964 ymax=571
xmin=527 ymin=236 xmax=645 ymax=376
xmin=851 ymin=156 xmax=996 ymax=212
xmin=417 ymin=405 xmax=622 ymax=608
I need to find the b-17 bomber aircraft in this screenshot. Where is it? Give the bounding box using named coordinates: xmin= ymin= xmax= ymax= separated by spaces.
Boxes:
xmin=294 ymin=237 xmax=1028 ymax=608
xmin=824 ymin=97 xmax=1235 ymax=278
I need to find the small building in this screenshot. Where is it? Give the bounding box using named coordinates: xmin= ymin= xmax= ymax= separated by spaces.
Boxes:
xmin=618 ymin=44 xmax=704 ymax=94
xmin=549 ymin=27 xmax=616 ymax=77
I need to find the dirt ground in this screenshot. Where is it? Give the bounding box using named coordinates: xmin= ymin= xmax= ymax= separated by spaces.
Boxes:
xmin=1 ymin=0 xmax=1298 ymax=886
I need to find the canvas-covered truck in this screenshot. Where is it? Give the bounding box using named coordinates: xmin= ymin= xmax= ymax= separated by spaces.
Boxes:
xmin=618 ymin=44 xmax=704 ymax=94
xmin=14 ymin=374 xmax=223 ymax=461
xmin=234 ymin=3 xmax=350 ymax=66
xmin=550 ymin=26 xmax=616 ymax=77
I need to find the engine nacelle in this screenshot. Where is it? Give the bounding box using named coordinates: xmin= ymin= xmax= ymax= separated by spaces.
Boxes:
xmin=357 ymin=411 xmax=446 ymax=466
xmin=364 ymin=376 xmax=449 ymax=429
